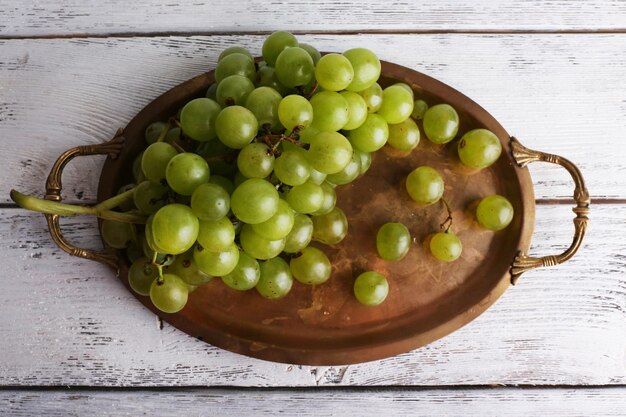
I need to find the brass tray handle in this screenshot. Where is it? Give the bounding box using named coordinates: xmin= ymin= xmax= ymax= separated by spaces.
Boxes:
xmin=510 ymin=137 xmax=590 ymax=284
xmin=44 ymin=130 xmax=126 ymax=271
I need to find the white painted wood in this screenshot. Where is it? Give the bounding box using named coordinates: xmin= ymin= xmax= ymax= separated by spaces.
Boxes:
xmin=3 ymin=387 xmax=626 ymax=416
xmin=1 ymin=0 xmax=625 ymax=37
xmin=0 ymin=203 xmax=622 ymax=387
xmin=1 ymin=35 xmax=625 ymax=204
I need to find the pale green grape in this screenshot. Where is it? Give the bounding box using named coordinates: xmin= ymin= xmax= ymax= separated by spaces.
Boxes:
xmin=348 ymin=113 xmax=389 ymax=153
xmin=245 ymin=86 xmax=282 ymax=131
xmin=476 ymin=195 xmax=514 ymax=231
xmin=256 ymin=65 xmax=291 ymax=96
xmin=142 ymin=142 xmax=177 ymax=182
xmin=150 ymin=273 xmax=189 ymax=313
xmin=377 ymin=85 xmax=414 ymax=124
xmin=286 ymin=181 xmax=325 ymax=214
xmin=393 ymin=82 xmax=414 ymax=97
xmin=215 ymin=105 xmax=259 ymax=149
xmin=221 ymin=252 xmax=260 ymax=291
xmin=411 ymin=99 xmax=428 ymax=120
xmin=256 ymin=257 xmax=293 ymax=299
xmin=197 ymin=217 xmax=235 ymax=252
xmin=313 ymin=182 xmax=337 ymax=215
xmin=237 ymin=142 xmax=275 ymax=179
xmin=298 ymin=126 xmax=319 ymax=144
xmin=315 ymin=53 xmax=354 ymax=91
xmin=180 ymin=98 xmax=222 ymax=142
xmin=215 ymin=52 xmax=256 ymax=83
xmin=308 ymin=168 xmax=327 ymax=185
xmin=165 ymin=152 xmax=210 ymax=196
xmin=191 ymin=182 xmax=230 ymax=221
xmin=278 ymin=95 xmax=313 ymax=131
xmin=423 ymin=104 xmax=459 ymax=144
xmin=353 ymin=271 xmax=388 ymax=306
xmin=405 ymin=166 xmax=444 ymax=206
xmin=216 ymin=74 xmax=255 ymax=107
xmin=290 ymin=246 xmax=332 ymax=285
xmin=376 ymin=222 xmax=411 ymax=261
xmin=128 ymin=257 xmax=158 ymax=296
xmin=193 ymin=242 xmax=240 ymax=276
xmin=387 ymin=118 xmax=420 ymax=151
xmin=312 ymin=207 xmax=348 ymax=245
xmin=429 ymin=232 xmax=462 ymax=262
xmin=340 ymin=91 xmax=368 ymax=130
xmin=458 ymin=129 xmax=502 ymax=169
xmin=230 ymin=178 xmax=279 ymax=224
xmin=275 ymin=47 xmax=314 ymax=88
xmin=262 ymin=31 xmax=298 ymax=66
xmin=252 ymin=199 xmax=295 ymax=240
xmin=101 ymin=219 xmax=135 ymax=249
xmin=167 ymin=249 xmax=213 ymax=286
xmin=299 ymin=43 xmax=321 ymax=65
xmin=151 ymin=204 xmax=199 ymax=255
xmin=355 ymin=149 xmax=372 ymax=176
xmin=145 ymin=121 xmax=167 ymax=144
xmin=359 ymin=82 xmax=383 ymax=113
xmin=283 ymin=213 xmax=314 ymax=253
xmin=219 ymin=46 xmax=253 ymax=62
xmin=310 ymin=91 xmax=349 ymax=132
xmin=307 ymin=131 xmax=353 ymax=174
xmin=209 ymin=175 xmax=235 ymax=195
xmin=343 ymin=48 xmax=381 ymax=92
xmin=240 ymin=224 xmax=286 ymax=260
xmin=274 ymin=150 xmax=312 ymax=186
xmin=133 ymin=180 xmax=167 ymax=215
xmin=326 ymin=152 xmax=361 ymax=185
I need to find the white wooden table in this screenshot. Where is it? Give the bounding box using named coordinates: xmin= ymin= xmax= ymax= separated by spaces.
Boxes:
xmin=1 ymin=1 xmax=626 ymax=415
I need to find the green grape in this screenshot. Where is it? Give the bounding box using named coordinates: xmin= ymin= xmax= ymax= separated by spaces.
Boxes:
xmin=326 ymin=151 xmax=361 ymax=185
xmin=275 ymin=47 xmax=314 ymax=88
xmin=215 ymin=105 xmax=259 ymax=149
xmin=262 ymin=31 xmax=299 ymax=66
xmin=310 ymin=91 xmax=349 ymax=132
xmin=393 ymin=82 xmax=414 ymax=97
xmin=315 ymin=53 xmax=354 ymax=91
xmin=299 ymin=43 xmax=321 ymax=65
xmin=133 ymin=151 xmax=144 ymax=183
xmin=165 ymin=127 xmax=182 ymax=145
xmin=233 ymin=171 xmax=249 ymax=188
xmin=358 ymin=82 xmax=383 ymax=113
xmin=165 ymin=152 xmax=210 ymax=196
xmin=141 ymin=142 xmax=178 ymax=182
xmin=312 ymin=207 xmax=348 ymax=245
xmin=313 ymin=182 xmax=337 ymax=215
xmin=128 ymin=257 xmax=158 ymax=296
xmin=278 ymin=95 xmax=313 ymax=131
xmin=308 ymin=168 xmax=327 ymax=185
xmin=197 ymin=217 xmax=235 ymax=252
xmin=218 ymin=46 xmax=253 ymax=62
xmin=205 ymin=83 xmax=218 ymax=100
xmin=240 ymin=224 xmax=286 ymax=260
xmin=411 ymin=99 xmax=428 ymax=120
xmin=377 ymin=85 xmax=414 ymax=124
xmin=423 ymin=104 xmax=459 ymax=144
xmin=343 ymin=48 xmax=381 ymax=92
xmin=286 ymin=181 xmax=325 ymax=214
xmin=144 ymin=215 xmax=163 ymax=254
xmin=405 ymin=166 xmax=444 ymax=206
xmin=256 ymin=257 xmax=293 ymax=299
xmin=117 ymin=183 xmax=136 ymax=211
xmin=230 ymin=178 xmax=279 ymax=224
xmin=237 ymin=142 xmax=275 ymax=179
xmin=252 ymin=199 xmax=295 ymax=240
xmin=245 ymin=87 xmax=282 ymax=131
xmin=191 ymin=182 xmax=230 ymax=221
xmin=476 ymin=195 xmax=514 ymax=231
xmin=256 ymin=65 xmax=291 ymax=96
xmin=307 ymin=131 xmax=353 ymax=174
xmin=209 ymin=175 xmax=235 ymax=195
xmin=298 ymin=126 xmax=319 ymax=144
xmin=151 ymin=204 xmax=199 ymax=255
xmin=145 ymin=121 xmax=168 ymax=144
xmin=355 ymin=149 xmax=372 ymax=176
xmin=134 ymin=180 xmax=167 ymax=214
xmin=215 ymin=52 xmax=256 ymax=83
xmin=339 ymin=91 xmax=368 ymax=131
xmin=150 ymin=273 xmax=189 ymax=313
xmin=167 ymin=249 xmax=213 ymax=286
xmin=216 ymin=74 xmax=255 ymax=107
xmin=429 ymin=231 xmax=462 ymax=262
xmin=290 ymin=247 xmax=332 ymax=285
xmin=125 ymin=241 xmax=144 ymax=263
xmin=387 ymin=118 xmax=420 ymax=151
xmin=196 ymin=139 xmax=237 ymax=176
xmin=284 ymin=213 xmax=314 ymax=253
xmin=458 ymin=129 xmax=502 ymax=169
xmin=140 ymin=231 xmax=167 ymax=263
xmin=180 ymin=98 xmax=222 ymax=142
xmin=348 ymin=113 xmax=389 ymax=153
xmin=221 ymin=252 xmax=260 ymax=291
xmin=274 ymin=150 xmax=312 ymax=186
xmin=353 ymin=271 xmax=388 ymax=306
xmin=193 ymin=242 xmax=240 ymax=276
xmin=101 ymin=219 xmax=135 ymax=249
xmin=376 ymin=222 xmax=411 ymax=261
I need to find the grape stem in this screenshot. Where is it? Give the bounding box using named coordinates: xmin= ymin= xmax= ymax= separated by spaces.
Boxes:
xmin=156 ymin=120 xmax=173 ymax=143
xmin=440 ymin=198 xmax=453 ymax=233
xmin=257 ymin=125 xmax=309 ymax=155
xmin=10 ymin=188 xmax=147 ymax=224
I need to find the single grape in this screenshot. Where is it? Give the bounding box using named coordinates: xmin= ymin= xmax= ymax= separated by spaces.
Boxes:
xmin=405 ymin=166 xmax=444 ymax=206
xmin=326 ymin=152 xmax=361 ymax=185
xmin=165 ymin=152 xmax=210 ymax=196
xmin=458 ymin=129 xmax=502 ymax=169
xmin=197 ymin=217 xmax=235 ymax=252
xmin=256 ymin=65 xmax=291 ymax=96
xmin=240 ymin=224 xmax=286 ymax=260
xmin=167 ymin=249 xmax=213 ymax=286
xmin=275 ymin=47 xmax=314 ymax=88
xmin=429 ymin=232 xmax=462 ymax=262
xmin=355 ymin=149 xmax=372 ymax=176
xmin=312 ymin=207 xmax=348 ymax=245
xmin=193 ymin=242 xmax=240 ymax=276
xmin=298 ymin=126 xmax=319 ymax=144
xmin=256 ymin=257 xmax=293 ymax=299
xmin=262 ymin=31 xmax=298 ymax=66
xmin=393 ymin=82 xmax=414 ymax=97
xmin=299 ymin=43 xmax=321 ymax=65
xmin=274 ymin=150 xmax=312 ymax=186
xmin=134 ymin=180 xmax=168 ymax=214
xmin=423 ymin=104 xmax=459 ymax=144
xmin=141 ymin=142 xmax=178 ymax=182
xmin=215 ymin=52 xmax=256 ymax=83
xmin=340 ymin=91 xmax=368 ymax=130
xmin=151 ymin=204 xmax=199 ymax=255
xmin=218 ymin=46 xmax=253 ymax=62
xmin=308 ymin=168 xmax=327 ymax=185
xmin=236 ymin=142 xmax=274 ymax=179
xmin=307 ymin=131 xmax=353 ymax=174
xmin=376 ymin=222 xmax=411 ymax=261
xmin=278 ymin=95 xmax=313 ymax=131
xmin=411 ymin=99 xmax=429 ymax=120
xmin=315 ymin=53 xmax=354 ymax=91
xmin=245 ymin=86 xmax=282 ymax=131
xmin=191 ymin=182 xmax=230 ymax=221
xmin=216 ymin=74 xmax=255 ymax=107
xmin=286 ymin=181 xmax=325 ymax=214
xmin=205 ymin=83 xmax=218 ymax=100
xmin=284 ymin=213 xmax=314 ymax=253
xmin=150 ymin=274 xmax=189 ymax=313
xmin=145 ymin=121 xmax=168 ymax=144
xmin=377 ymin=85 xmax=414 ymax=124
xmin=313 ymin=182 xmax=337 ymax=215
xmin=476 ymin=195 xmax=514 ymax=231
xmin=180 ymin=98 xmax=222 ymax=142
xmin=359 ymin=82 xmax=383 ymax=113
xmin=310 ymin=91 xmax=349 ymax=132
xmin=230 ymin=178 xmax=279 ymax=224
xmin=215 ymin=105 xmax=259 ymax=149
xmin=233 ymin=171 xmax=249 ymax=188
xmin=128 ymin=257 xmax=159 ymax=296
xmin=252 ymin=199 xmax=295 ymax=240
xmin=354 ymin=271 xmax=388 ymax=306
xmin=209 ymin=175 xmax=235 ymax=195
xmin=101 ymin=219 xmax=135 ymax=249
xmin=387 ymin=118 xmax=420 ymax=151
xmin=348 ymin=113 xmax=389 ymax=152
xmin=343 ymin=48 xmax=381 ymax=92
xmin=221 ymin=252 xmax=261 ymax=291
xmin=140 ymin=231 xmax=167 ymax=262
xmin=165 ymin=127 xmax=182 ymax=146
xmin=290 ymin=247 xmax=332 ymax=285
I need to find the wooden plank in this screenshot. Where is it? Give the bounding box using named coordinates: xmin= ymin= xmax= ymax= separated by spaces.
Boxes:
xmin=0 ymin=203 xmax=623 ymax=387
xmin=1 ymin=0 xmax=625 ymax=37
xmin=1 ymin=35 xmax=624 ymax=204
xmin=3 ymin=387 xmax=626 ymax=416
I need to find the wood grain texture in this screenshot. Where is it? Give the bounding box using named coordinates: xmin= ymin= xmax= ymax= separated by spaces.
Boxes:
xmin=1 ymin=35 xmax=625 ymax=205
xmin=1 ymin=0 xmax=625 ymax=37
xmin=0 ymin=203 xmax=623 ymax=387
xmin=3 ymin=387 xmax=626 ymax=417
